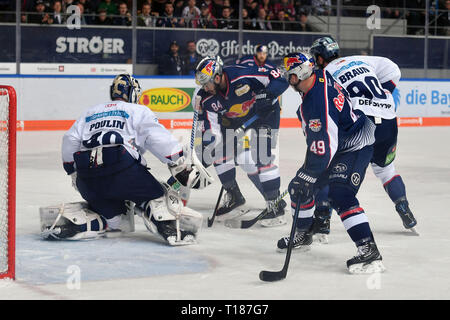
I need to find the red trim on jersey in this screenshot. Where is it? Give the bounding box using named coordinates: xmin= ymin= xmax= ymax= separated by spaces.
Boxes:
xmin=340 ymin=207 xmax=364 ymax=219
xmin=323 ymin=70 xmax=332 ymax=167
xmin=383 ymin=174 xmax=400 ymax=187
xmin=258 ymin=164 xmax=275 ymax=173
xmin=291 ymin=199 xmax=315 ymax=209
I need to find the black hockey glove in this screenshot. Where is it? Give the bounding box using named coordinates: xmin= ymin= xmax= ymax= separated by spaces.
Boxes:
xmin=254 ymin=89 xmax=275 ymax=116
xmin=288 ymin=167 xmax=317 ymax=205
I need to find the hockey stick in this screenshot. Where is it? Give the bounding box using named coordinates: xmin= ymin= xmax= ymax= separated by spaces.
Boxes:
xmin=207 ymin=186 xmax=224 ymax=227
xmin=224 ymin=189 xmax=289 ymax=229
xmin=259 ymin=196 xmax=302 ymax=282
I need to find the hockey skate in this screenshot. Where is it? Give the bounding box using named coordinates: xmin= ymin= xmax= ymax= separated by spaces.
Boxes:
xmin=395 ymin=200 xmax=418 ymax=234
xmin=347 ymin=240 xmax=386 ymax=274
xmin=216 ymin=185 xmax=246 ymax=221
xmin=259 ymin=199 xmax=287 ymax=227
xmin=312 ymin=207 xmax=332 ymax=244
xmin=277 ymin=227 xmax=313 ymax=253
xmin=152 ymin=216 xmax=196 ymax=246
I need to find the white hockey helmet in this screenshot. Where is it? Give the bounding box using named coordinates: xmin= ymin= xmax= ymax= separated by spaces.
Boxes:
xmin=282 ymin=51 xmax=315 ymax=82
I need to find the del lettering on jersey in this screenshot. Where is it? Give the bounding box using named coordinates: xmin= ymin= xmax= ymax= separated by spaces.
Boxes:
xmin=89 ymin=120 xmax=125 ymax=131
xmin=338 ymin=67 xmax=370 ymax=84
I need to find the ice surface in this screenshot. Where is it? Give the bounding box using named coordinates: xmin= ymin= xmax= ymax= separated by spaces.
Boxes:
xmin=2 ymin=127 xmax=450 ymax=299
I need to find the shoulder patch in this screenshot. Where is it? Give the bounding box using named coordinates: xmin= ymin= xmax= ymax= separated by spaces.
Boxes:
xmin=235 ymin=84 xmax=250 ymax=97
xmin=308 ymin=119 xmax=322 ymax=132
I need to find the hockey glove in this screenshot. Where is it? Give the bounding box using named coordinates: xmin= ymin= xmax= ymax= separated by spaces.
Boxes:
xmin=168 ymin=156 xmax=191 ymax=187
xmin=254 ymin=89 xmax=275 ymax=116
xmin=288 ymin=168 xmax=317 ymax=205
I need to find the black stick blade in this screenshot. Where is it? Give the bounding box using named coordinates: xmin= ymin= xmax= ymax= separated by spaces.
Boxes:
xmin=259 ymin=270 xmax=287 ymax=282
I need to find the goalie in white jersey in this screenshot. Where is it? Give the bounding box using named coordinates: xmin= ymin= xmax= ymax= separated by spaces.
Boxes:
xmin=310 ymin=37 xmax=417 ymax=231
xmin=42 ymin=74 xmax=204 ymax=245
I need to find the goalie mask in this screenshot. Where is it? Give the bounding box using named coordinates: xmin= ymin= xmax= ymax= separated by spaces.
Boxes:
xmin=110 ymin=73 xmax=142 ymax=104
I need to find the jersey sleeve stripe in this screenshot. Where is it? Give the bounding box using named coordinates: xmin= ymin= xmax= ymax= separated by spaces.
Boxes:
xmin=323 ymin=70 xmax=338 ymax=167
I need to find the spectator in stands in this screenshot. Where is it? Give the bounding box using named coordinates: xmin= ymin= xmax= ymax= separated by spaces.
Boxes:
xmin=182 ymin=0 xmax=201 ymax=27
xmin=174 ymin=0 xmax=185 ymax=17
xmin=28 ymin=0 xmax=52 ymax=24
xmin=183 ymin=40 xmax=201 ymax=75
xmin=51 ymin=0 xmax=64 ymax=25
xmin=253 ymin=7 xmax=272 ymax=30
xmin=310 ymin=0 xmax=331 ymax=16
xmin=260 ymin=0 xmax=275 ymax=20
xmin=292 ymin=9 xmax=315 ymax=31
xmin=157 ymin=2 xmax=185 ymax=27
xmin=274 ymin=0 xmax=296 ymax=21
xmin=138 ymin=3 xmax=157 ymax=26
xmin=98 ymin=0 xmax=118 ymax=15
xmin=152 ymin=0 xmax=167 ymax=16
xmin=217 ymin=6 xmax=237 ymax=29
xmin=406 ymin=0 xmax=426 ymax=34
xmin=94 ymin=8 xmax=112 ymax=25
xmin=192 ymin=2 xmax=217 ymax=29
xmin=77 ymin=0 xmax=96 ymax=24
xmin=76 ymin=3 xmax=88 ymax=25
xmin=244 ymin=0 xmax=259 ymax=19
xmin=271 ymin=9 xmax=291 ymax=31
xmin=383 ymin=0 xmax=403 ymax=19
xmin=159 ymin=41 xmax=186 ymax=75
xmin=113 ymin=2 xmax=132 ymax=26
xmin=242 ymin=8 xmax=254 ymax=29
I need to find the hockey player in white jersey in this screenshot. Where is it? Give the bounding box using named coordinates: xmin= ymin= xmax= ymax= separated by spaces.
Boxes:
xmin=42 ymin=74 xmax=203 ymax=245
xmin=310 ymin=36 xmax=417 ymax=231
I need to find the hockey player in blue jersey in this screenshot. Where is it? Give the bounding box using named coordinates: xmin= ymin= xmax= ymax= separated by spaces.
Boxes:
xmin=236 ymin=44 xmax=271 ymax=69
xmin=194 ymin=56 xmax=290 ymax=227
xmin=279 ymin=52 xmax=385 ymax=273
xmin=310 ymin=36 xmax=417 ymax=232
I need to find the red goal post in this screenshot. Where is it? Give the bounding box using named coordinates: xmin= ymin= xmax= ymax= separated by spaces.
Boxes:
xmin=0 ymin=85 xmax=16 ymax=280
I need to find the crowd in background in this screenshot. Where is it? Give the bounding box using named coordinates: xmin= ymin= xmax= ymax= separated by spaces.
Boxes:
xmin=0 ymin=0 xmax=448 ymax=34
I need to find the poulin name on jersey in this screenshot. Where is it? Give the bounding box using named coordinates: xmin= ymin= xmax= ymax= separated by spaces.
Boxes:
xmin=89 ymin=119 xmax=126 ymax=131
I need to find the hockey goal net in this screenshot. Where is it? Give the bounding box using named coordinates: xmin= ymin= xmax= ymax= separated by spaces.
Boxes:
xmin=0 ymin=86 xmax=16 ymax=280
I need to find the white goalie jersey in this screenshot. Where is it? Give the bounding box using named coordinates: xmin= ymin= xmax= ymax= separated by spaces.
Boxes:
xmin=325 ymin=55 xmax=401 ymax=120
xmin=62 ymin=100 xmax=183 ymax=170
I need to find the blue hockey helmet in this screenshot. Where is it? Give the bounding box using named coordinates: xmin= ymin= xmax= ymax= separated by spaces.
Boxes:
xmin=309 ymin=36 xmax=340 ymax=63
xmin=255 ymin=44 xmax=268 ymax=54
xmin=110 ymin=74 xmax=142 ymax=104
xmin=195 ymin=56 xmax=223 ymax=86
xmin=282 ymin=51 xmax=315 ymax=82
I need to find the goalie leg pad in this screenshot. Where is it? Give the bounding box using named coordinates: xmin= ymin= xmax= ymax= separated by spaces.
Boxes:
xmin=39 ymin=202 xmax=106 ymax=240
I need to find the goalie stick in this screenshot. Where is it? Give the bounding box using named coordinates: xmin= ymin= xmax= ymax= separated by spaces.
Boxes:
xmin=224 ymin=189 xmax=288 ymax=229
xmin=259 ymin=195 xmax=302 ymax=282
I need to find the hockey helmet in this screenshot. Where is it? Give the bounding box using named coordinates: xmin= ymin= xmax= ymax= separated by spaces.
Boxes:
xmin=282 ymin=51 xmax=315 ymax=82
xmin=309 ymin=36 xmax=340 ymax=63
xmin=255 ymin=44 xmax=268 ymax=54
xmin=195 ymin=56 xmax=223 ymax=86
xmin=110 ymin=74 xmax=142 ymax=104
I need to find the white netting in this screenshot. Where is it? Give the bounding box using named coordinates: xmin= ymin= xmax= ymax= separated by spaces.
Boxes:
xmin=0 ymin=88 xmax=10 ymax=275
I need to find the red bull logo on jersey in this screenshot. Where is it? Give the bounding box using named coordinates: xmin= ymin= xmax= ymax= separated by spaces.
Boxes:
xmin=225 ymin=97 xmax=256 ymax=118
xmin=308 ymin=119 xmax=322 ymax=132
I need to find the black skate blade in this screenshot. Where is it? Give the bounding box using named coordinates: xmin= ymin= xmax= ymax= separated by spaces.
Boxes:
xmin=259 ymin=270 xmax=287 ymax=282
